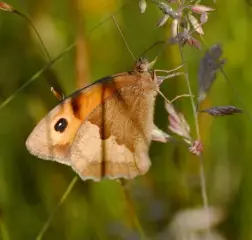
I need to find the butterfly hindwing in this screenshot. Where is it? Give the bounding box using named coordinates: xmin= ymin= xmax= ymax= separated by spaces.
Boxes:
xmin=70 ymin=71 xmax=158 ymax=180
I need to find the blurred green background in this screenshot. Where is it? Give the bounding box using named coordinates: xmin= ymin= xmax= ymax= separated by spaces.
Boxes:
xmin=0 ymin=0 xmax=252 ymax=239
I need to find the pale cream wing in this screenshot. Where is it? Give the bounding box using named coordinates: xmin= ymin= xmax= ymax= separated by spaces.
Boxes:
xmin=25 ymin=101 xmax=81 ymax=165
xmin=69 ymin=121 xmax=151 ymax=181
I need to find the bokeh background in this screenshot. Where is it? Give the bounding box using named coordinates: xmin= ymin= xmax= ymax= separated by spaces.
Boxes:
xmin=0 ymin=0 xmax=252 ymax=239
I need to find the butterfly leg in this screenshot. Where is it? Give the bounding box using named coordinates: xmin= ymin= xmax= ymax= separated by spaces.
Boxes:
xmin=156 ymin=72 xmax=185 ymax=86
xmin=154 ymin=64 xmax=185 ymax=86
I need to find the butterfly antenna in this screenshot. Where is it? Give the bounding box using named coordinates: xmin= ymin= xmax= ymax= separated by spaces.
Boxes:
xmin=139 ymin=40 xmax=165 ymax=59
xmin=112 ymin=15 xmax=136 ymax=61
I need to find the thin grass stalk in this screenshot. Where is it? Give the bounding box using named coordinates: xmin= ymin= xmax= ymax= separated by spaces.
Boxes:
xmin=36 ymin=176 xmax=78 ymax=240
xmin=174 ymin=0 xmax=211 ymax=235
xmin=0 ymin=43 xmax=75 ymax=111
xmin=13 ymin=11 xmax=51 ymax=61
xmin=0 ymin=0 xmax=132 ymax=112
xmin=120 ymin=181 xmax=149 ymax=240
xmin=177 ymin=40 xmax=211 ymax=238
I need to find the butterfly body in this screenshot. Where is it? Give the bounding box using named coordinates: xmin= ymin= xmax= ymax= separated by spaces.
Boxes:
xmin=26 ymin=59 xmax=160 ymax=181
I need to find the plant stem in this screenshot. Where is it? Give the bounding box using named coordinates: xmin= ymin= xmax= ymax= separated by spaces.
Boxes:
xmin=120 ymin=181 xmax=149 ymax=240
xmin=36 ymin=176 xmax=78 ymax=240
xmin=178 ymin=38 xmax=211 ymax=238
xmin=0 ymin=43 xmax=75 ymax=111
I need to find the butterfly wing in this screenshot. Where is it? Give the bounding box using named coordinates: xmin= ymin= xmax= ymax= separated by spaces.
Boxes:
xmin=69 ymin=71 xmax=158 ymax=180
xmin=25 ymin=75 xmax=122 ymax=165
xmin=26 ymin=68 xmax=159 ymax=180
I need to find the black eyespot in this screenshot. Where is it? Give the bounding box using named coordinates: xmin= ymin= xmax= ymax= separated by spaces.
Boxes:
xmin=54 ymin=118 xmax=68 ymax=133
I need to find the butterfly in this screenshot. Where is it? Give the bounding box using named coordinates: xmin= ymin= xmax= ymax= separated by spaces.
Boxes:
xmin=26 ymin=58 xmax=170 ymax=181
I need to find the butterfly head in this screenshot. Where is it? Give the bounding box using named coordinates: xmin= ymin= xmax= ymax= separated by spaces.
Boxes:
xmin=134 ymin=57 xmax=157 ymax=73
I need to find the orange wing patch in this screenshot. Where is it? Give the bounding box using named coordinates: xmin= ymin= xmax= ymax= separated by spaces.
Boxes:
xmin=70 ymin=81 xmax=118 ymax=121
